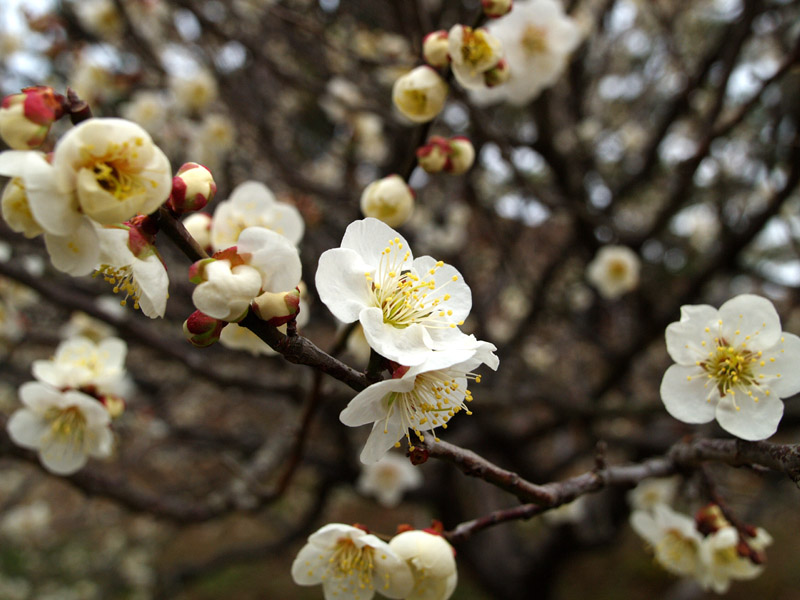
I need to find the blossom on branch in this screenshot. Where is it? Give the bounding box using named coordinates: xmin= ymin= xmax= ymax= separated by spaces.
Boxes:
xmin=316 ymin=218 xmax=476 ymax=366
xmin=586 ymin=245 xmax=640 ymax=299
xmin=357 ymin=453 xmax=423 ymax=507
xmin=660 ymin=294 xmax=800 ymax=440
xmin=449 ymin=25 xmax=505 ymax=90
xmin=392 ymin=66 xmax=448 ymax=124
xmin=630 ymin=504 xmax=704 ymax=579
xmin=7 ymin=382 xmax=113 ymax=475
xmin=0 ymin=86 xmax=65 ymax=150
xmin=340 ymin=343 xmax=498 ymax=463
xmin=389 ymin=530 xmax=457 ymax=600
xmin=291 ymin=523 xmax=414 ymax=600
xmin=698 ymin=525 xmax=772 ymax=593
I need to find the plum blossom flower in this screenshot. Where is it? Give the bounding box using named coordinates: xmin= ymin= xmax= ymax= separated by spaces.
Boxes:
xmin=448 ymin=25 xmax=505 ymax=90
xmin=192 ymin=226 xmax=302 ymax=321
xmin=697 ymin=525 xmax=772 ymax=593
xmin=316 ymin=218 xmax=476 ymax=366
xmin=392 ymin=66 xmax=448 ymax=124
xmin=626 ymin=476 xmax=680 ymax=512
xmin=210 ymin=180 xmax=304 ymax=250
xmin=94 ymin=222 xmax=169 ymax=318
xmin=7 ymin=382 xmax=113 ymax=475
xmin=291 ymin=523 xmax=414 ymax=600
xmin=357 ymin=453 xmax=423 ymax=507
xmin=51 ymin=118 xmax=172 ymax=225
xmin=630 ymin=504 xmax=704 ymax=579
xmin=389 ymin=530 xmax=457 ymax=600
xmin=660 ymin=294 xmax=800 ymax=441
xmin=586 ymin=245 xmax=640 ymax=299
xmin=31 ymin=335 xmax=127 ymax=397
xmin=340 ymin=343 xmax=498 ymax=463
xmin=470 ymin=0 xmax=582 ymax=106
xmin=0 ymin=86 xmax=65 ymax=150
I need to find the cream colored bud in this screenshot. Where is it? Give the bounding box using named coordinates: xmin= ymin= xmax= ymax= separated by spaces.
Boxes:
xmin=446 ymin=137 xmax=475 ymax=175
xmin=168 ymin=162 xmax=216 ymax=214
xmin=422 ymin=30 xmax=450 ymax=68
xmin=416 ymin=136 xmax=450 ymax=173
xmin=360 ymin=174 xmax=415 ymax=227
xmin=251 ymin=288 xmax=301 ymax=326
xmin=392 ymin=66 xmax=448 ymax=124
xmin=1 ymin=177 xmax=44 ymax=238
xmin=182 ymin=212 xmax=212 ymax=251
xmin=482 ymin=0 xmax=513 ymax=18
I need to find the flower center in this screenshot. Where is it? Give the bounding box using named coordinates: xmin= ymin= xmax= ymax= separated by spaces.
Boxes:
xmin=401 ymin=89 xmax=428 ymax=115
xmin=460 ymin=28 xmax=492 ymax=68
xmin=384 ymin=368 xmax=480 ymax=449
xmin=95 ymin=264 xmax=141 ymax=309
xmin=521 ymin=25 xmax=549 ymax=54
xmin=607 ymin=259 xmax=629 ymax=280
xmin=700 ymin=339 xmax=757 ymax=397
xmin=80 ymin=139 xmax=150 ymax=201
xmin=657 ymin=528 xmax=698 ymax=567
xmin=46 ymin=406 xmax=87 ymax=440
xmin=365 ymin=237 xmax=462 ymax=331
xmin=327 ymin=537 xmax=378 ymax=593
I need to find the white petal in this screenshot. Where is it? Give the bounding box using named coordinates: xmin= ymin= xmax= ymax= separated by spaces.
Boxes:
xmin=715 ymin=387 xmax=783 ymax=441
xmin=238 ymin=227 xmax=302 ymax=292
xmin=759 ymin=332 xmax=800 ymax=398
xmin=660 ymin=364 xmax=717 ymax=424
xmin=44 ymin=218 xmax=101 ymax=276
xmin=412 ymin=255 xmax=472 ymax=322
xmin=341 ymin=218 xmax=413 ymax=265
xmin=665 ymin=304 xmax=718 ymax=364
xmin=360 ymin=309 xmax=432 ymax=365
xmin=39 ymin=434 xmax=89 ymax=475
xmin=315 ymin=248 xmax=374 ymax=323
xmin=718 ymin=294 xmax=781 ymax=349
xmin=361 ymin=420 xmax=406 ymax=464
xmin=291 ymin=541 xmax=327 ymax=586
xmin=7 ymin=409 xmax=48 ymax=449
xmin=373 ymin=546 xmax=415 ymax=599
xmin=132 ymin=255 xmax=169 ymax=318
xmin=340 ymin=379 xmax=411 ymax=427
xmin=18 ymin=381 xmax=63 ymax=414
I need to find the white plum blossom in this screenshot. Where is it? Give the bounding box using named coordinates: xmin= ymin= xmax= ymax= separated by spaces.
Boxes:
xmin=470 ymin=0 xmax=582 ymax=105
xmin=448 ymin=25 xmax=505 ymax=90
xmin=697 ymin=526 xmax=772 ymax=593
xmin=626 ymin=476 xmax=680 ymax=512
xmin=182 ymin=212 xmax=213 ymax=251
xmin=357 ymin=453 xmax=423 ymax=507
xmin=51 ymin=118 xmax=172 ymax=226
xmin=316 ymin=218 xmax=476 ymax=366
xmin=31 ymin=335 xmax=128 ymax=396
xmin=7 ymin=382 xmax=113 ymax=475
xmin=0 ymin=150 xmax=101 ymax=275
xmin=94 ymin=225 xmax=169 ymax=318
xmin=586 ymin=245 xmax=640 ymax=299
xmin=210 ymin=180 xmax=304 ymax=250
xmin=340 ymin=342 xmax=498 ymax=463
xmin=660 ymin=294 xmax=800 ymax=441
xmin=389 ymin=530 xmax=457 ymax=600
xmin=291 ymin=523 xmax=414 ymax=600
xmin=192 ymin=226 xmax=302 ymax=321
xmin=630 ymin=504 xmax=704 ymax=579
xmin=392 ymin=66 xmax=449 ymax=124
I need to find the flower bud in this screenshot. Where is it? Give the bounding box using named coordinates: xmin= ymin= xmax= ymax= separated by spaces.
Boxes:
xmin=252 ymin=287 xmax=301 ymax=327
xmin=360 ymin=174 xmax=415 ymax=228
xmin=392 ymin=66 xmax=448 ymax=124
xmin=484 ymin=58 xmax=511 ymax=88
xmin=183 ymin=309 xmax=227 ymax=347
xmin=1 ymin=177 xmax=44 ymax=238
xmin=0 ymin=86 xmax=65 ymax=150
xmin=101 ymin=395 xmax=126 ymax=419
xmin=416 ymin=136 xmax=450 ymax=173
xmin=167 ymin=162 xmax=217 ymax=214
xmin=422 ymin=30 xmax=450 ymax=68
xmin=482 ymin=0 xmax=513 ymax=18
xmin=445 ymin=136 xmax=475 ymax=175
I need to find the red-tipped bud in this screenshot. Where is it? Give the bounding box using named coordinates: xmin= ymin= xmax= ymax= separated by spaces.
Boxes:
xmin=183 ymin=310 xmax=226 ymax=347
xmin=695 ymin=503 xmax=729 ymax=536
xmin=408 ymin=446 xmax=429 ymax=465
xmin=482 ymin=0 xmax=513 ymax=18
xmin=416 ymin=136 xmax=451 ymax=173
xmin=422 ymin=30 xmax=450 ymax=68
xmin=0 ymin=86 xmax=65 ymax=149
xmin=251 ymin=287 xmax=301 ymax=327
xmin=445 ymin=136 xmax=475 ymax=175
xmin=125 ymin=215 xmax=159 ymax=257
xmin=167 ymin=162 xmax=216 ymax=214
xmin=484 ymin=58 xmax=511 ymax=88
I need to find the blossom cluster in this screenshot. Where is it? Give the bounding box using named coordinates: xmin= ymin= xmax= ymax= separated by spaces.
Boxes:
xmin=292 ymin=524 xmax=457 ymax=600
xmin=628 ymin=479 xmax=772 ymax=593
xmin=6 ymin=334 xmax=128 ymax=474
xmin=316 ymin=218 xmax=499 ymax=463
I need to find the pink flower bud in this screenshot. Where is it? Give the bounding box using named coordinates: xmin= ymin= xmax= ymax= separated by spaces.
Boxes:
xmin=422 ymin=30 xmax=450 ymax=68
xmin=416 ymin=136 xmax=451 ymax=173
xmin=0 ymin=86 xmax=65 ymax=150
xmin=483 ymin=58 xmax=511 ymax=88
xmin=251 ymin=287 xmax=301 ymax=326
xmin=183 ymin=310 xmax=226 ymax=347
xmin=445 ymin=136 xmax=475 ymax=175
xmin=167 ymin=162 xmax=216 ymax=214
xmin=482 ymin=0 xmax=513 ymax=18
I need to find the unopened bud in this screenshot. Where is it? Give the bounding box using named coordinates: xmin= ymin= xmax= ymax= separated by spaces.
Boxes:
xmin=183 ymin=309 xmax=226 ymax=347
xmin=252 ymin=288 xmax=301 ymax=327
xmin=445 ymin=136 xmax=475 ymax=175
xmin=484 ymin=58 xmax=511 ymax=88
xmin=360 ymin=174 xmax=415 ymax=228
xmin=101 ymin=395 xmax=126 ymax=419
xmin=392 ymin=66 xmax=448 ymax=124
xmin=422 ymin=30 xmax=450 ymax=68
xmin=167 ymin=162 xmax=216 ymax=214
xmin=182 ymin=212 xmax=213 ymax=253
xmin=1 ymin=177 xmax=43 ymax=238
xmin=482 ymin=0 xmax=513 ymax=18
xmin=416 ymin=136 xmax=450 ymax=173
xmin=0 ymin=86 xmax=65 ymax=150
xmin=695 ymin=503 xmax=729 ymax=536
